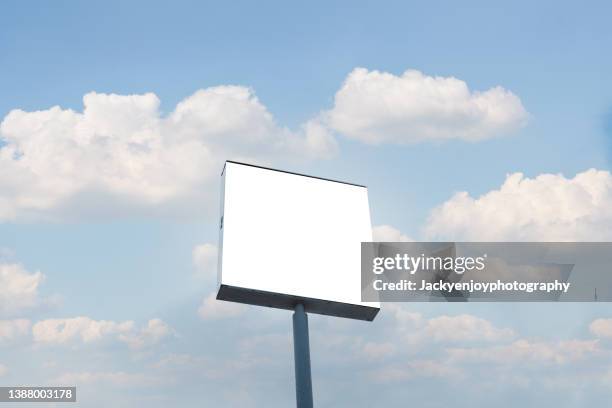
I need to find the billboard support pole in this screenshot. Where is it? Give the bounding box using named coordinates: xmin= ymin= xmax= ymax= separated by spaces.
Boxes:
xmin=292 ymin=303 xmax=313 ymax=408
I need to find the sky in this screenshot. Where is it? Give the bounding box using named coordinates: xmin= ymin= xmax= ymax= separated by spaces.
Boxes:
xmin=1 ymin=1 xmax=612 ymax=407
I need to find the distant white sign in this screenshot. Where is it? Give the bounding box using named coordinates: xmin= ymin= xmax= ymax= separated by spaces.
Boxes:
xmin=216 ymin=161 xmax=380 ymax=321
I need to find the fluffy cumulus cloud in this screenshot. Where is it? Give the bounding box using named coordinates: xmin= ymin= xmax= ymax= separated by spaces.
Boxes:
xmin=424 ymin=168 xmax=612 ymax=241
xmin=0 ymin=70 xmax=531 ymax=221
xmin=372 ymin=225 xmax=413 ymax=242
xmin=0 ymin=87 xmax=336 ymax=221
xmin=31 ymin=316 xmax=172 ymax=349
xmin=198 ymin=293 xmax=245 ymax=320
xmin=447 ymin=339 xmax=601 ymax=365
xmin=192 ymin=243 xmax=218 ymax=279
xmin=384 ymin=307 xmax=514 ymax=344
xmin=32 ymin=317 xmax=134 ymax=344
xmin=118 ymin=318 xmax=174 ymax=350
xmin=423 ymin=314 xmax=515 ymax=343
xmin=325 ymin=68 xmax=528 ymax=144
xmin=0 ymin=263 xmax=45 ymax=316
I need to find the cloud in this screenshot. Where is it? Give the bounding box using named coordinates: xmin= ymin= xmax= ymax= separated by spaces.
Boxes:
xmin=118 ymin=318 xmax=175 ymax=350
xmin=31 ymin=317 xmax=172 ymax=349
xmin=372 ymin=225 xmax=413 ymax=242
xmin=0 ymin=87 xmax=336 ymax=221
xmin=385 ymin=305 xmax=513 ymax=344
xmin=0 ymin=263 xmax=45 ymax=317
xmin=325 ymin=68 xmax=527 ymax=144
xmin=0 ymin=70 xmax=528 ymax=222
xmin=198 ymin=293 xmax=245 ymax=320
xmin=0 ymin=319 xmax=31 ymax=342
xmin=590 ymin=318 xmax=612 ymax=339
xmin=447 ymin=339 xmax=601 ymax=365
xmin=383 ymin=304 xmax=423 ymax=336
xmin=423 ymin=314 xmax=515 ymax=343
xmin=0 ymin=364 xmax=6 ymax=377
xmin=32 ymin=317 xmax=134 ymax=344
xmin=192 ymin=243 xmax=218 ymax=279
xmin=424 ymin=168 xmax=612 ymax=241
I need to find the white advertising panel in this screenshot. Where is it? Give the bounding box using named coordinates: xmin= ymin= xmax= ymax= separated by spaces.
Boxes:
xmin=216 ymin=161 xmax=380 ymax=321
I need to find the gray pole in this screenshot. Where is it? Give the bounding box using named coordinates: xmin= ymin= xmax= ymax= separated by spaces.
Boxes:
xmin=292 ymin=303 xmax=313 ymax=408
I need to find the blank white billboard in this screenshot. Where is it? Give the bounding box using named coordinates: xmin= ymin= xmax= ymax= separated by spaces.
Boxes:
xmin=216 ymin=161 xmax=380 ymax=321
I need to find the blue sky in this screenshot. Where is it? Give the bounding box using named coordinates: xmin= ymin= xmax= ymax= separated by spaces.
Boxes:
xmin=1 ymin=1 xmax=612 ymax=407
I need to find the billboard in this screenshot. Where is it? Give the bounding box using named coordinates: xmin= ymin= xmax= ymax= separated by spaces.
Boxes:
xmin=216 ymin=161 xmax=380 ymax=321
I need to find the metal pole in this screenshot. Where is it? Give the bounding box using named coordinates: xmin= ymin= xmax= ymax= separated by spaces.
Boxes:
xmin=292 ymin=303 xmax=313 ymax=408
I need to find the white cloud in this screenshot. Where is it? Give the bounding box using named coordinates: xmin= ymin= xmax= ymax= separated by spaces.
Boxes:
xmin=32 ymin=317 xmax=133 ymax=344
xmin=447 ymin=339 xmax=601 ymax=365
xmin=0 ymin=71 xmax=529 ymax=222
xmin=384 ymin=304 xmax=423 ymax=330
xmin=0 ymin=87 xmax=336 ymax=221
xmin=325 ymin=68 xmax=527 ymax=144
xmin=0 ymin=364 xmax=6 ymax=376
xmin=118 ymin=318 xmax=174 ymax=350
xmin=198 ymin=293 xmax=245 ymax=320
xmin=0 ymin=263 xmax=45 ymax=317
xmin=299 ymin=118 xmax=339 ymax=159
xmin=0 ymin=319 xmax=31 ymax=342
xmin=192 ymin=243 xmax=218 ymax=279
xmin=31 ymin=316 xmax=172 ymax=348
xmin=385 ymin=305 xmax=513 ymax=344
xmin=590 ymin=318 xmax=612 ymax=339
xmin=372 ymin=225 xmax=413 ymax=242
xmin=424 ymin=168 xmax=612 ymax=241
xmin=423 ymin=314 xmax=515 ymax=343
